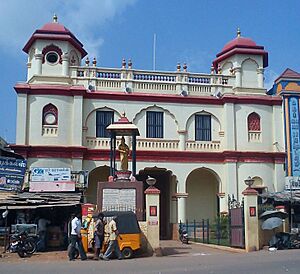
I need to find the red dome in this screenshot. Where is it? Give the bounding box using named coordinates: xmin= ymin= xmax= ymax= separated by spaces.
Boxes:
xmin=40 ymin=22 xmax=71 ymax=33
xmin=23 ymin=17 xmax=87 ymax=57
xmin=222 ymin=37 xmax=257 ymax=52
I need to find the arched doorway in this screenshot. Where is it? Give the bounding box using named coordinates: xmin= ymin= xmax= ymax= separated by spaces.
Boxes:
xmin=136 ymin=167 xmax=175 ymax=240
xmin=186 ymin=168 xmax=219 ymax=221
xmin=86 ymin=166 xmax=110 ymax=204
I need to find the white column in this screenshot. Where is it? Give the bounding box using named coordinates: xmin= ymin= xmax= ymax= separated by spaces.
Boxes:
xmin=145 ymin=186 xmax=160 ymax=253
xmin=72 ymin=96 xmax=83 ymax=146
xmin=177 ymin=196 xmax=187 ymax=223
xmin=225 ymin=162 xmax=238 ymax=200
xmin=177 ymin=130 xmax=186 ymax=151
xmin=257 ymin=68 xmax=264 ymax=88
xmin=223 ymin=102 xmax=236 ymax=150
xmin=242 ymin=187 xmax=259 ymax=251
xmin=62 ymin=53 xmax=69 ymax=76
xmin=16 ymin=93 xmax=28 ymax=145
xmin=34 ymin=53 xmax=43 ymax=75
xmin=234 ymin=67 xmax=242 ymax=87
xmin=274 ymin=162 xmax=285 ymax=192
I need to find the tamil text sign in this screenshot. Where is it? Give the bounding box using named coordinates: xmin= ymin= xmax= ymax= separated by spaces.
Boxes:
xmin=0 ymin=157 xmax=27 ymax=191
xmin=285 ymin=176 xmax=300 ymax=190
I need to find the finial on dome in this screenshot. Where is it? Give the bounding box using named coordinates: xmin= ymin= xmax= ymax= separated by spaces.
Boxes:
xmin=53 ymin=14 xmax=58 ymax=23
xmin=237 ymin=27 xmax=241 ymax=37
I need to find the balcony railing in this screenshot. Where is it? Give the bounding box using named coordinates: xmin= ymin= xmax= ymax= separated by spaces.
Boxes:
xmin=185 ymin=140 xmax=221 ymax=151
xmin=248 ymin=131 xmax=261 ymax=142
xmin=85 ymin=137 xmax=221 ymax=152
xmin=70 ymin=66 xmax=233 ymax=96
xmin=42 ymin=125 xmax=58 ymax=137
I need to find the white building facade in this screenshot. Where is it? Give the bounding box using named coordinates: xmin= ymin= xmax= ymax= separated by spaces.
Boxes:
xmin=12 ymin=18 xmax=285 ymax=239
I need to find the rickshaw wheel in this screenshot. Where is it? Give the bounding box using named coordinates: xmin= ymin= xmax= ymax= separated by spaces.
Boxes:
xmin=122 ymin=247 xmax=133 ymax=259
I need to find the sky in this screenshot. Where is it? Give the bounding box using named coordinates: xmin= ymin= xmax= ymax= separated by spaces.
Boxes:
xmin=1 ymin=0 xmax=300 ymax=143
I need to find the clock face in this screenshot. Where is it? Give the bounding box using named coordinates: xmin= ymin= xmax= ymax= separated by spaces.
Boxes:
xmin=44 ymin=112 xmax=56 ymax=125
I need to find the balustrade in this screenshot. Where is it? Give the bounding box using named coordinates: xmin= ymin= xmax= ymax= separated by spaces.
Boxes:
xmin=85 ymin=137 xmax=221 ymax=152
xmin=248 ymin=131 xmax=261 ymax=142
xmin=42 ymin=125 xmax=58 ymax=136
xmin=72 ymin=66 xmax=232 ymax=95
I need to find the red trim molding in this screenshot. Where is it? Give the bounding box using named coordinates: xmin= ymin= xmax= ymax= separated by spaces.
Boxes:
xmin=14 ymin=84 xmax=282 ymax=106
xmin=10 ymin=145 xmax=286 ymax=164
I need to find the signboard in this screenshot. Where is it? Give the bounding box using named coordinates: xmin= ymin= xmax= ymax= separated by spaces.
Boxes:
xmin=289 ymin=98 xmax=300 ymax=176
xmin=29 ymin=167 xmax=74 ymax=192
xmin=249 ymin=206 xmax=256 ymax=217
xmin=102 ymin=188 xmax=136 ymax=212
xmin=285 ymin=176 xmax=300 ymax=190
xmin=0 ymin=157 xmax=27 ymax=191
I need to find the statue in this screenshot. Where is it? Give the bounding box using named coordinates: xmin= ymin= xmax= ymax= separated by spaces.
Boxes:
xmin=118 ymin=136 xmax=129 ymax=171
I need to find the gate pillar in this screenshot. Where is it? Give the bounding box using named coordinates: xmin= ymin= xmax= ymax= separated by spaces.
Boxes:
xmin=145 ymin=182 xmax=161 ymax=255
xmin=242 ymin=185 xmax=259 ymax=252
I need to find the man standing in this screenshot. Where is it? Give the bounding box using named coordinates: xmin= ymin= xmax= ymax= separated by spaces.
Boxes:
xmin=93 ymin=212 xmax=105 ymax=260
xmin=68 ymin=212 xmax=87 ymax=261
xmin=101 ymin=216 xmax=123 ymax=260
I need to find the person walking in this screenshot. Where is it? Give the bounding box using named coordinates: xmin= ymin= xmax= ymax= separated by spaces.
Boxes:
xmin=93 ymin=212 xmax=106 ymax=260
xmin=68 ymin=212 xmax=87 ymax=261
xmin=100 ymin=216 xmax=123 ymax=260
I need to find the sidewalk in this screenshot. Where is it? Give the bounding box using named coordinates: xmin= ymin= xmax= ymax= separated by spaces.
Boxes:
xmin=0 ymin=240 xmax=243 ymax=262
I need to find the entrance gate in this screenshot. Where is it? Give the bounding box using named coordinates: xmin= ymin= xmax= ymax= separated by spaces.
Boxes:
xmin=228 ymin=195 xmax=245 ymax=248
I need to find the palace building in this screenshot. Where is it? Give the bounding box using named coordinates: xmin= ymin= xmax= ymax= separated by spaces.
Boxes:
xmin=11 ymin=17 xmax=285 ymax=239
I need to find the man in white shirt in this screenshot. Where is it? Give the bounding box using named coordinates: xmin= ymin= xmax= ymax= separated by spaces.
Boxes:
xmin=68 ymin=212 xmax=87 ymax=261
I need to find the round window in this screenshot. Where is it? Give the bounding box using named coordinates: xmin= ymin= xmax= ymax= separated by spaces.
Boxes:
xmin=46 ymin=52 xmax=59 ymax=64
xmin=44 ymin=112 xmax=56 ymax=125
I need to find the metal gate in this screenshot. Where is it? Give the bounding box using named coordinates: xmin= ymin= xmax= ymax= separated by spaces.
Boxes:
xmin=228 ymin=195 xmax=245 ymax=248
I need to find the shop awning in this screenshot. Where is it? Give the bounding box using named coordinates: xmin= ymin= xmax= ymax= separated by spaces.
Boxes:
xmin=0 ymin=191 xmax=83 ymax=210
xmin=260 ymin=190 xmax=300 ymax=204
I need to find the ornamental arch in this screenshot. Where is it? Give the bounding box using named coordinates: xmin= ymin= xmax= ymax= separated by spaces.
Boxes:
xmin=186 ymin=167 xmax=220 ymax=221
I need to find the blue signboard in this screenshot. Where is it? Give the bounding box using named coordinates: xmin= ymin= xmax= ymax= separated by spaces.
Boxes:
xmin=0 ymin=157 xmax=27 ymax=191
xmin=289 ymin=97 xmax=300 ymax=176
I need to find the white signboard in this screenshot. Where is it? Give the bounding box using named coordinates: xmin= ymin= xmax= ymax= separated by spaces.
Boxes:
xmin=102 ymin=188 xmax=136 ymax=211
xmin=31 ymin=168 xmax=71 ymax=182
xmin=30 ymin=167 xmax=74 ymax=192
xmin=285 ymin=176 xmax=300 ymax=190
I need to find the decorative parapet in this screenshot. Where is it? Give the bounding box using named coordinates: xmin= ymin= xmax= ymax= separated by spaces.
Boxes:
xmin=70 ymin=66 xmax=234 ymax=96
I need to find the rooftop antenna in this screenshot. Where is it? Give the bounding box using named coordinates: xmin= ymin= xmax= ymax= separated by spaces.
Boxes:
xmin=153 ymin=33 xmax=156 ymax=71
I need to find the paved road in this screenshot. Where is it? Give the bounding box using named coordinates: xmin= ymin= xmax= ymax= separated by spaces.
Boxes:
xmin=1 ymin=241 xmax=300 ymax=274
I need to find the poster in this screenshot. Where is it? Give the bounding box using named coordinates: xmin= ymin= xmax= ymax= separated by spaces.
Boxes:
xmin=0 ymin=157 xmax=27 ymax=191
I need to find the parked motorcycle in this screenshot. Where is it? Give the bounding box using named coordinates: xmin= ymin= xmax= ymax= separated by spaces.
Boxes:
xmin=179 ymin=227 xmax=189 ymax=244
xmin=8 ymin=231 xmax=37 ymax=258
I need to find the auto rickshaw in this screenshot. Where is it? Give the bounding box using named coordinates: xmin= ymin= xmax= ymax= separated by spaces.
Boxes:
xmin=102 ymin=211 xmax=142 ymax=259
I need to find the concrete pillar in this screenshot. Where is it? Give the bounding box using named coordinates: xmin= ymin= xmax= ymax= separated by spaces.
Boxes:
xmin=257 ymin=68 xmax=264 ymax=88
xmin=72 ymin=96 xmax=83 ymax=145
xmin=242 ymin=187 xmax=259 ymax=252
xmin=62 ymin=53 xmax=69 ymax=76
xmin=223 ymin=102 xmax=236 ymax=150
xmin=224 ymin=162 xmax=238 ymax=200
xmin=145 ymin=186 xmax=160 ymax=255
xmin=217 ymin=192 xmax=227 ymax=213
xmin=177 ymin=130 xmax=187 ymax=151
xmin=177 ymin=194 xmax=188 ymax=223
xmin=234 ymin=67 xmax=242 ymax=87
xmin=16 ymin=93 xmax=28 ymax=145
xmin=35 ymin=53 xmax=43 ymax=75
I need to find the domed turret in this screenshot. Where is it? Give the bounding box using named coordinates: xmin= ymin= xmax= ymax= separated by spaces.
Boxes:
xmin=213 ymin=29 xmax=268 ymax=89
xmin=23 ymin=15 xmax=87 ymax=81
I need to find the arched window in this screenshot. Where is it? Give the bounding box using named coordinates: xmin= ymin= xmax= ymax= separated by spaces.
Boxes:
xmin=42 ymin=104 xmax=58 ymax=126
xmin=248 ymin=112 xmax=260 ymax=131
xmin=247 ymin=112 xmax=261 ymax=142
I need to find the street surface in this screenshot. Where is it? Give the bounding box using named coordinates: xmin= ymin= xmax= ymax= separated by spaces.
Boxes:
xmin=1 ymin=241 xmax=300 ymax=274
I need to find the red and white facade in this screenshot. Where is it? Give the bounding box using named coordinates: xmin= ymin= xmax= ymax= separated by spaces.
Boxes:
xmin=12 ymin=18 xmax=285 ymax=237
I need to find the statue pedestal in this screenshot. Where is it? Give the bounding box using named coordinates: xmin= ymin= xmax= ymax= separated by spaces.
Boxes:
xmin=115 ymin=170 xmax=132 ymax=181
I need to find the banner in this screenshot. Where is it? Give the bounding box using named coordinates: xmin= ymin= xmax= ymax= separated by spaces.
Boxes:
xmin=0 ymin=157 xmax=27 ymax=191
xmin=30 ymin=167 xmax=74 ymax=192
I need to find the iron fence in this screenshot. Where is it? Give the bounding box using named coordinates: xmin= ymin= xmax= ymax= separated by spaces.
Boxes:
xmin=179 ymin=215 xmax=230 ymax=246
